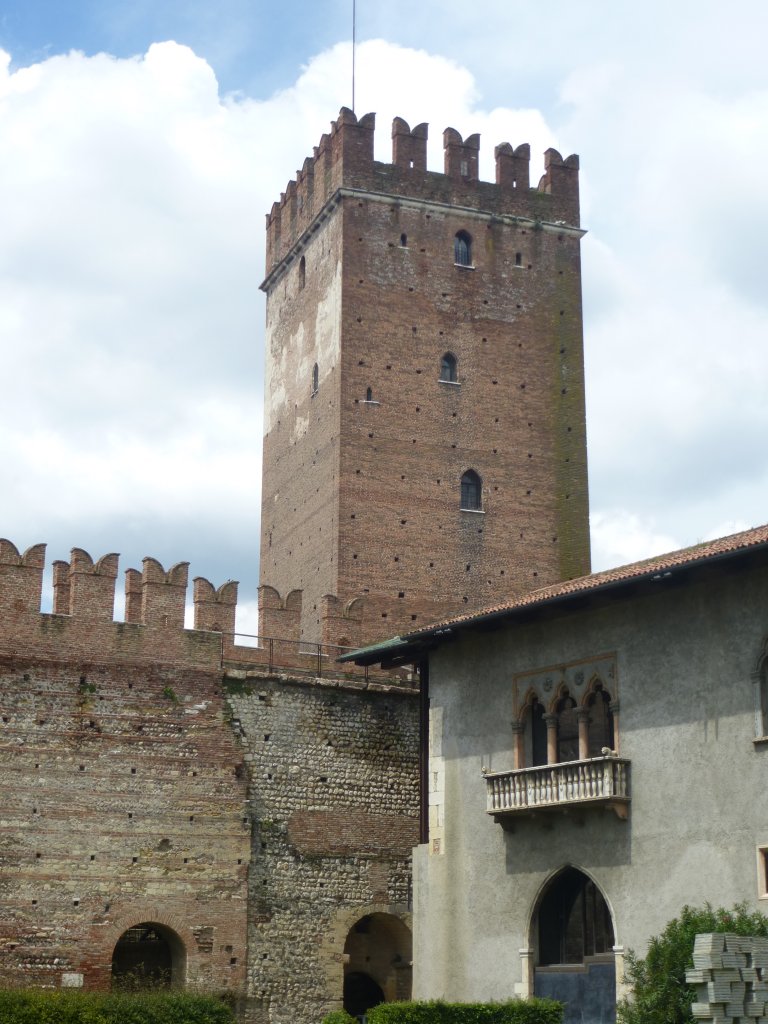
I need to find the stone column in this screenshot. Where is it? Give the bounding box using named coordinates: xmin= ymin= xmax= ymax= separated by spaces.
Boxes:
xmin=577 ymin=707 xmax=591 ymax=760
xmin=544 ymin=713 xmax=558 ymax=764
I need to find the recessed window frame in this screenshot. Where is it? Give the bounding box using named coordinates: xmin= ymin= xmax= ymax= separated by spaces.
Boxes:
xmin=758 ymin=846 xmax=768 ymax=899
xmin=454 ymin=230 xmax=473 ymax=269
xmin=460 ymin=469 xmax=483 ymax=512
xmin=439 ymin=352 xmax=459 ymax=385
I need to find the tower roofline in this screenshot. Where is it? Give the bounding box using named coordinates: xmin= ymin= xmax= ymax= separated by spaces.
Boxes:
xmin=264 ymin=108 xmax=580 ymax=277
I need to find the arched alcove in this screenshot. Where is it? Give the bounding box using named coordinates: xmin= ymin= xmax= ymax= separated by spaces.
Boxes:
xmin=531 ymin=868 xmax=616 ymax=1024
xmin=343 ymin=913 xmax=412 ymax=1015
xmin=111 ymin=921 xmax=186 ymax=989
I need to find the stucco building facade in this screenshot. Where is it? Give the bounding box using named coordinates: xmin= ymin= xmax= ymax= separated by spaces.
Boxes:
xmin=345 ymin=525 xmax=768 ymax=1024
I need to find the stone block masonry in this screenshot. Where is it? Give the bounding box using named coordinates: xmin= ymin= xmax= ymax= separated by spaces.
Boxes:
xmin=687 ymin=933 xmax=768 ymax=1022
xmin=226 ymin=669 xmax=419 ymax=1024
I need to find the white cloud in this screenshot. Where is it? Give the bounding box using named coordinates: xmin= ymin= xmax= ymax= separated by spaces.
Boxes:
xmin=1 ymin=29 xmax=767 ymax=631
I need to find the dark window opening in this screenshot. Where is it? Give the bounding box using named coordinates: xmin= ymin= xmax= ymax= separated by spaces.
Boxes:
xmin=298 ymin=255 xmax=306 ymax=290
xmin=538 ymin=868 xmax=614 ymax=966
xmin=366 ymin=387 xmax=373 ymax=402
xmin=587 ymin=686 xmax=615 ymax=757
xmin=440 ymin=353 xmax=458 ymax=383
xmin=515 ymin=252 xmax=522 ymax=266
xmin=454 ymin=231 xmax=472 ymax=267
xmin=400 ymin=233 xmax=408 ymax=247
xmin=556 ymin=692 xmax=579 ymax=763
xmin=528 ymin=699 xmax=548 ymax=767
xmin=460 ymin=470 xmax=482 ymax=511
xmin=312 ymin=362 xmax=319 ymax=396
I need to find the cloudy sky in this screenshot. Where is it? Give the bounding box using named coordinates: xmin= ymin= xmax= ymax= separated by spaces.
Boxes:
xmin=1 ymin=1 xmax=767 ymax=633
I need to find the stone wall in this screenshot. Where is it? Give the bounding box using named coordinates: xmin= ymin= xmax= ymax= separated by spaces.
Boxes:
xmin=225 ymin=669 xmax=419 ymax=1024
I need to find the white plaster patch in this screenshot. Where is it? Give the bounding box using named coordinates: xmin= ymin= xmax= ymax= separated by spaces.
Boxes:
xmin=315 ymin=260 xmax=342 ymax=379
xmin=61 ymin=973 xmax=84 ymax=987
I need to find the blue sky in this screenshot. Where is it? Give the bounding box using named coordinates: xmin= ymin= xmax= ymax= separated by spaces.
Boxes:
xmin=1 ymin=1 xmax=767 ymax=632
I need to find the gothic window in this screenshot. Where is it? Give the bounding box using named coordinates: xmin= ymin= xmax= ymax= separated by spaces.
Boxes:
xmin=454 ymin=230 xmax=472 ymax=267
xmin=460 ymin=470 xmax=482 ymax=511
xmin=439 ymin=353 xmax=458 ymax=383
xmin=555 ymin=691 xmax=579 ymax=763
xmin=525 ymin=698 xmax=548 ymax=768
xmin=312 ymin=362 xmax=319 ymax=396
xmin=538 ymin=868 xmax=614 ymax=966
xmin=298 ymin=255 xmax=306 ymax=290
xmin=587 ymin=685 xmax=615 ymax=757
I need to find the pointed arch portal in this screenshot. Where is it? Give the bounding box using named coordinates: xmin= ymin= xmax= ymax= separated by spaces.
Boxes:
xmin=533 ymin=868 xmax=616 ymax=1024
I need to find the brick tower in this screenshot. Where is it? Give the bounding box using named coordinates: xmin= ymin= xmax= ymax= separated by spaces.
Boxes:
xmin=259 ymin=108 xmax=590 ymax=646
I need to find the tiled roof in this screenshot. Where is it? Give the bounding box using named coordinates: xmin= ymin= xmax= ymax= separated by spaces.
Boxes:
xmin=339 ymin=522 xmax=768 ymax=665
xmin=404 ymin=521 xmax=768 ymax=638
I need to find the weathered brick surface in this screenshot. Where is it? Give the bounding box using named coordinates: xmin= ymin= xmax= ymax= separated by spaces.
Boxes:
xmin=259 ymin=109 xmax=590 ymax=646
xmin=0 ymin=655 xmax=250 ymax=991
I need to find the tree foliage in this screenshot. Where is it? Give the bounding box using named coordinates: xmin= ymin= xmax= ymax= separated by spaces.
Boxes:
xmin=617 ymin=903 xmax=768 ymax=1024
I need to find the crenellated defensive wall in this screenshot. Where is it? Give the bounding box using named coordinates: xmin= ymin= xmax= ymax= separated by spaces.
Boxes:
xmin=0 ymin=540 xmax=415 ymax=683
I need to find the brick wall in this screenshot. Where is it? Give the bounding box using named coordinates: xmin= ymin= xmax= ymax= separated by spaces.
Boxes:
xmin=0 ymin=655 xmax=250 ymax=991
xmin=259 ymin=109 xmax=590 ymax=647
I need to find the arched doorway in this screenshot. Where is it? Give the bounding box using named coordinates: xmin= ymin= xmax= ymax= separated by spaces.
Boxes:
xmin=111 ymin=922 xmax=186 ymax=989
xmin=533 ymin=868 xmax=616 ymax=1024
xmin=343 ymin=913 xmax=411 ymax=1018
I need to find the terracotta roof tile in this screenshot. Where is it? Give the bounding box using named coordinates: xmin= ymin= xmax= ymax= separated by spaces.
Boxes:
xmin=403 ymin=521 xmax=768 ymax=638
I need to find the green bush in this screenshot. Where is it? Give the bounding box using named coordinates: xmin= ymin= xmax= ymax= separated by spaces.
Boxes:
xmin=617 ymin=903 xmax=768 ymax=1024
xmin=322 ymin=1011 xmax=358 ymax=1024
xmin=0 ymin=990 xmax=235 ymax=1024
xmin=365 ymin=999 xmax=562 ymax=1024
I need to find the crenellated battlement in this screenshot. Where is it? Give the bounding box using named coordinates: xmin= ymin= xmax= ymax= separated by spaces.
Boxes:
xmin=0 ymin=540 xmax=237 ymax=670
xmin=263 ymin=107 xmax=580 ymax=280
xmin=0 ymin=541 xmax=409 ymax=681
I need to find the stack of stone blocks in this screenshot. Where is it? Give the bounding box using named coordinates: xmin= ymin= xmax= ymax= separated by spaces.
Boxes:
xmin=688 ymin=933 xmax=768 ymax=1022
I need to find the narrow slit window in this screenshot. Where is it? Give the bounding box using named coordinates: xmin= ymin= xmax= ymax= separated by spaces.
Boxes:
xmin=440 ymin=353 xmax=458 ymax=383
xmin=454 ymin=231 xmax=472 ymax=267
xmin=366 ymin=387 xmax=373 ymax=402
xmin=400 ymin=233 xmax=408 ymax=247
xmin=298 ymin=255 xmax=306 ymax=290
xmin=460 ymin=470 xmax=482 ymax=511
xmin=312 ymin=362 xmax=319 ymax=396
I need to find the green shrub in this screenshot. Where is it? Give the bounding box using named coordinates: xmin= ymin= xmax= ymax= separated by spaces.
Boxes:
xmin=0 ymin=990 xmax=235 ymax=1024
xmin=366 ymin=999 xmax=562 ymax=1024
xmin=617 ymin=903 xmax=768 ymax=1024
xmin=322 ymin=1011 xmax=358 ymax=1024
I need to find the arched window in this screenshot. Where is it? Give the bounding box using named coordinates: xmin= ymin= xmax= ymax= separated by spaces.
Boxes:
xmin=460 ymin=470 xmax=482 ymax=511
xmin=312 ymin=362 xmax=319 ymax=396
xmin=439 ymin=353 xmax=458 ymax=383
xmin=587 ymin=685 xmax=615 ymax=757
xmin=112 ymin=922 xmax=186 ymax=989
xmin=454 ymin=230 xmax=472 ymax=266
xmin=538 ymin=868 xmax=614 ymax=966
xmin=555 ymin=691 xmax=579 ymax=763
xmin=525 ymin=698 xmax=548 ymax=768
xmin=298 ymin=255 xmax=306 ymax=290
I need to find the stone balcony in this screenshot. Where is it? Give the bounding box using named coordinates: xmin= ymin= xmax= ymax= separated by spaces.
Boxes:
xmin=485 ymin=756 xmax=630 ymax=825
